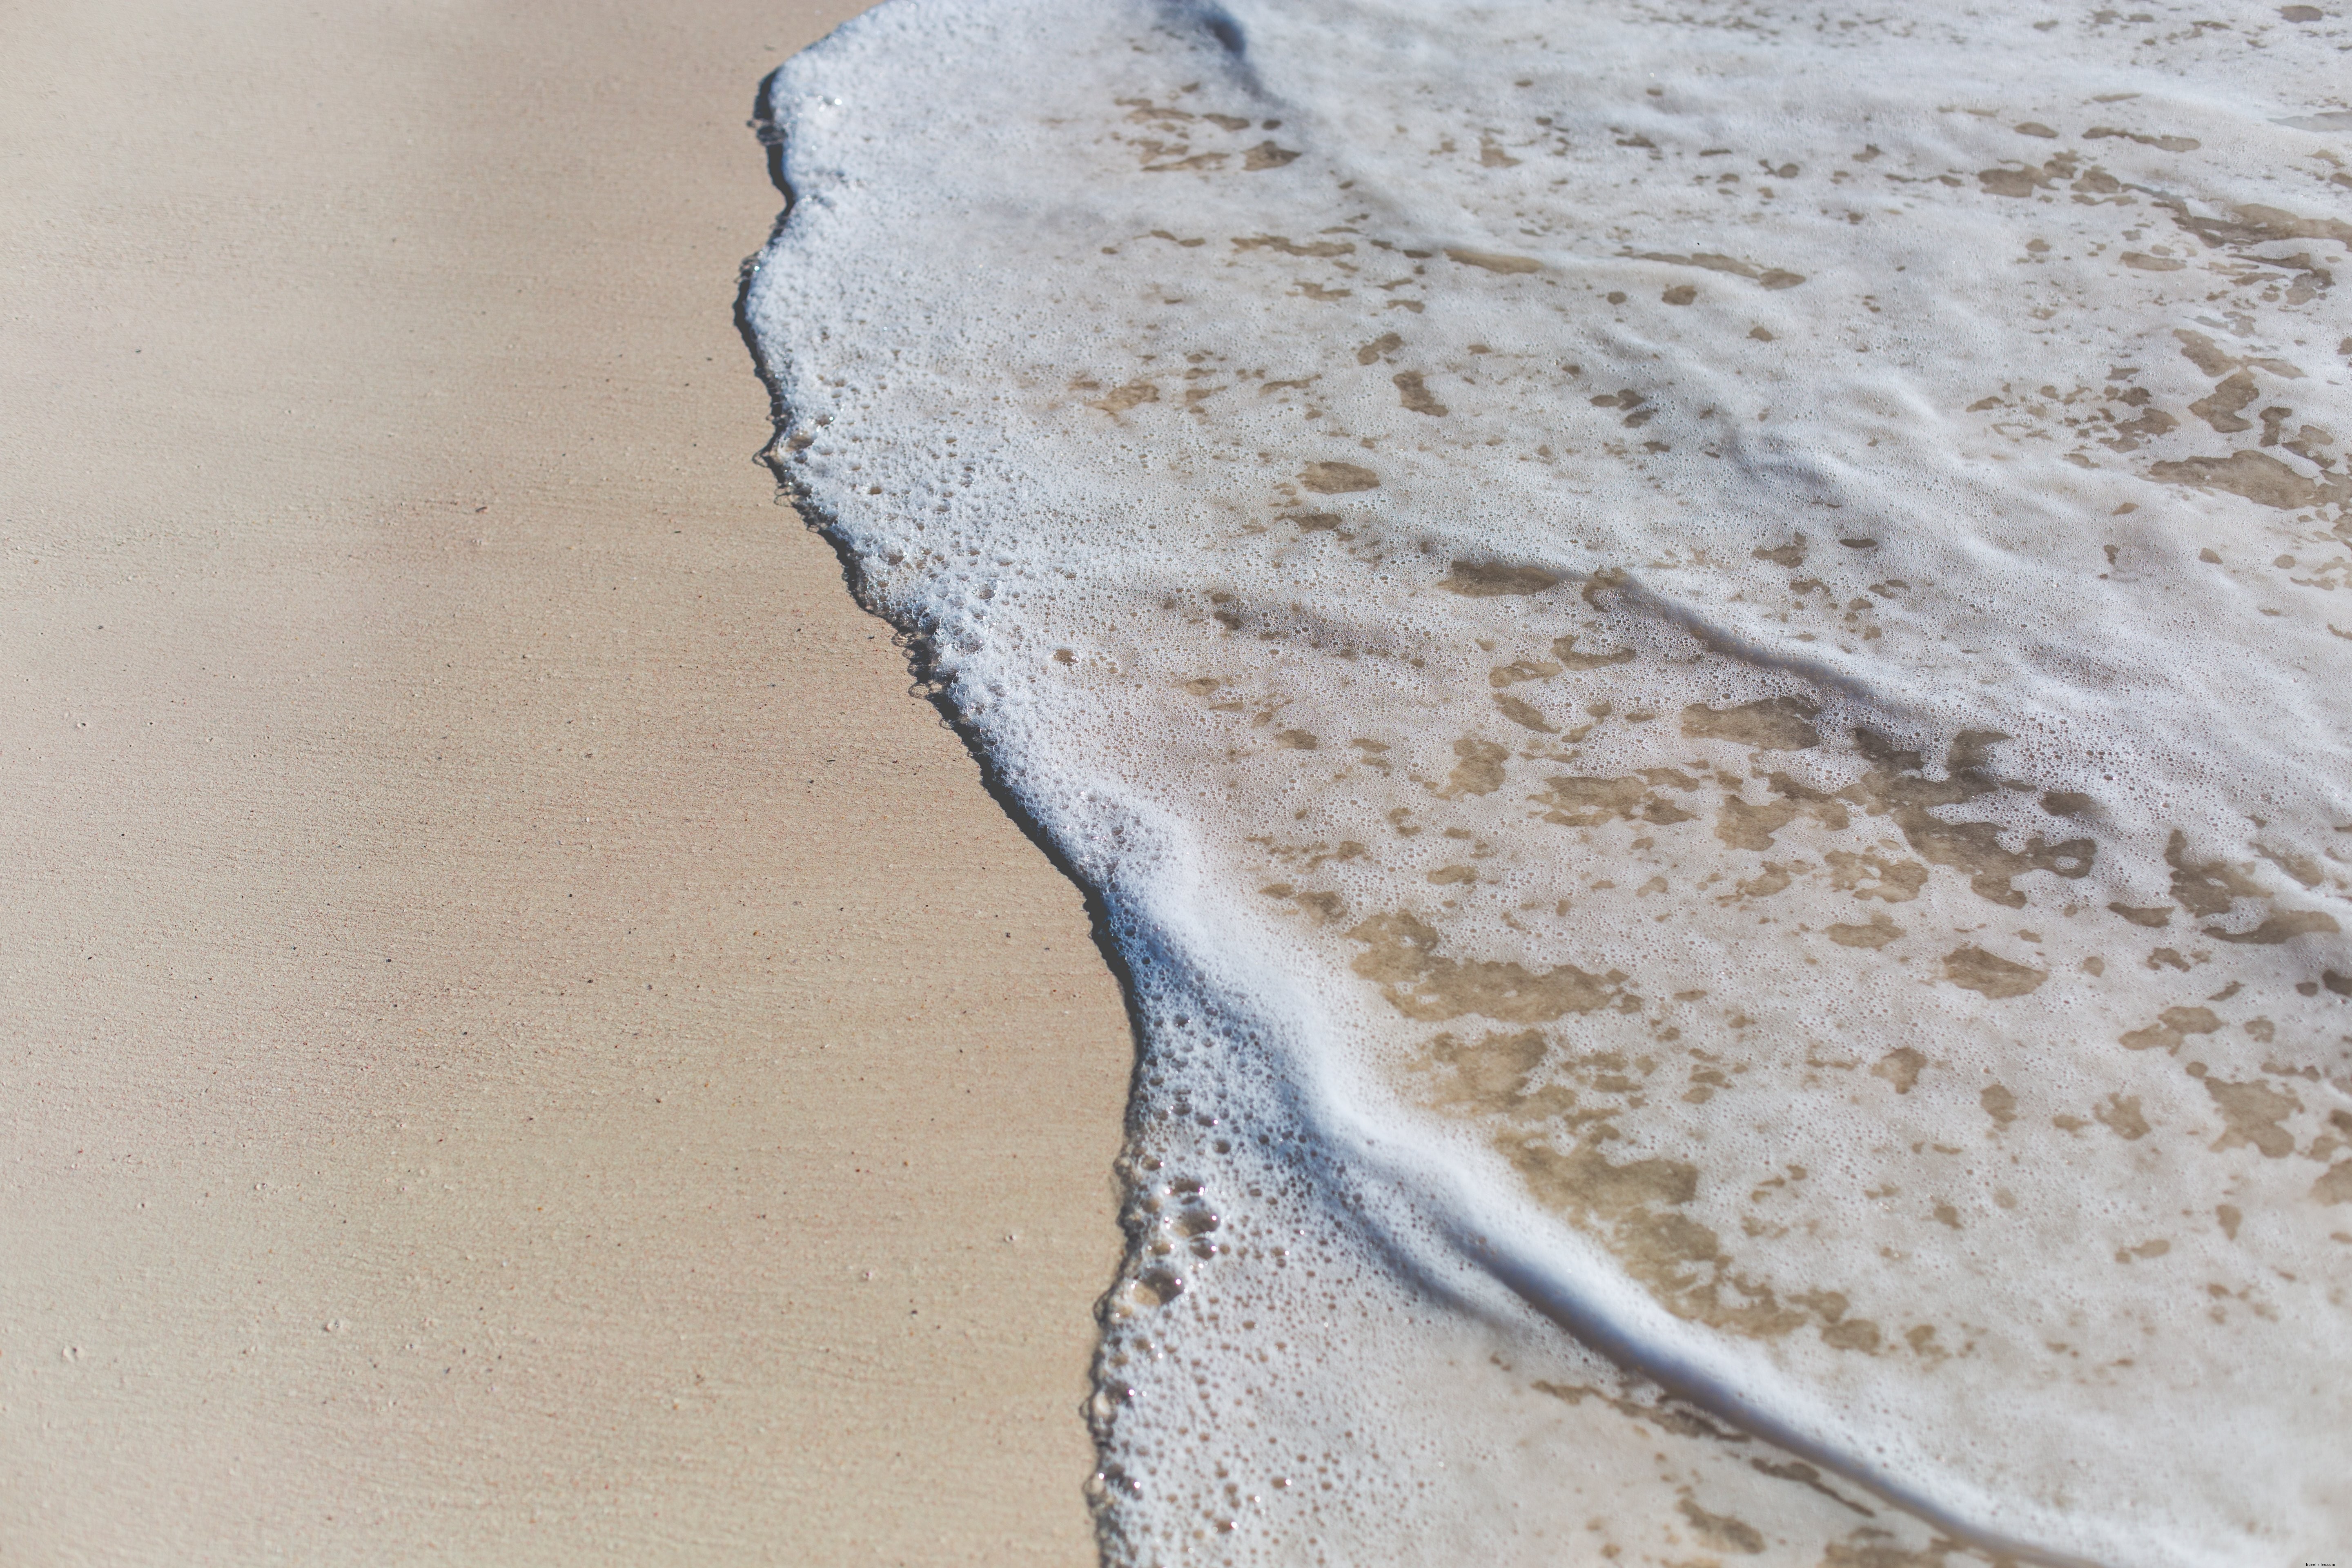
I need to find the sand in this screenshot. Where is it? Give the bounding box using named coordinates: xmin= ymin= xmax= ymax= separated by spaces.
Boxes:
xmin=0 ymin=2 xmax=1131 ymax=1563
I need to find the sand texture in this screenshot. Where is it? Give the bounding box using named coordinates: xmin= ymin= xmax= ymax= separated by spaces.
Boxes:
xmin=0 ymin=2 xmax=1129 ymax=1563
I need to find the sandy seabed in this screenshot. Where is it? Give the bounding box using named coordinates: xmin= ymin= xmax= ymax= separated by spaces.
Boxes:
xmin=0 ymin=3 xmax=1128 ymax=1563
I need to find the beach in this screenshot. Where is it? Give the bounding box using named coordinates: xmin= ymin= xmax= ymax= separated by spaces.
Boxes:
xmin=0 ymin=2 xmax=1129 ymax=1563
xmin=13 ymin=0 xmax=2352 ymax=1561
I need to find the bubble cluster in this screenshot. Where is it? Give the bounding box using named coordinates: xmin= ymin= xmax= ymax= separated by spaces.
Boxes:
xmin=745 ymin=0 xmax=2352 ymax=1560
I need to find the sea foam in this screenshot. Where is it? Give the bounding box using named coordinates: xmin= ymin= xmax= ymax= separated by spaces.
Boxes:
xmin=743 ymin=0 xmax=2352 ymax=1560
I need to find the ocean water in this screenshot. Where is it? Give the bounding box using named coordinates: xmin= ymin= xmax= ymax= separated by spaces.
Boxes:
xmin=740 ymin=0 xmax=2352 ymax=1561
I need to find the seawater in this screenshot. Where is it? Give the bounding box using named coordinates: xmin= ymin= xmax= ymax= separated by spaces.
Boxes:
xmin=742 ymin=0 xmax=2352 ymax=1560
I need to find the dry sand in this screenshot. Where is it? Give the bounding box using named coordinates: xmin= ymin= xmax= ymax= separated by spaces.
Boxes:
xmin=0 ymin=2 xmax=1131 ymax=1562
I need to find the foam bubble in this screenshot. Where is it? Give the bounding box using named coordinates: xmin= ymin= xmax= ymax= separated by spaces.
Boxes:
xmin=745 ymin=0 xmax=2352 ymax=1559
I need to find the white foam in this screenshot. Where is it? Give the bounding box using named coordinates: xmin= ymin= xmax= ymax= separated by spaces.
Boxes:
xmin=744 ymin=0 xmax=2352 ymax=1560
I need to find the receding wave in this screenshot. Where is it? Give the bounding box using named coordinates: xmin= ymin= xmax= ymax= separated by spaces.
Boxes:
xmin=743 ymin=0 xmax=2352 ymax=1561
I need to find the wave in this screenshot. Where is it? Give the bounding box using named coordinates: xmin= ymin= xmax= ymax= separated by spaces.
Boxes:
xmin=744 ymin=0 xmax=2352 ymax=1560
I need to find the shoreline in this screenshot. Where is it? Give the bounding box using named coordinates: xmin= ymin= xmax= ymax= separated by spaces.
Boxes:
xmin=0 ymin=2 xmax=1129 ymax=1562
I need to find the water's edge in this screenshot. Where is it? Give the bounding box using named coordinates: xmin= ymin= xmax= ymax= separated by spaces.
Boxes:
xmin=731 ymin=53 xmax=2097 ymax=1568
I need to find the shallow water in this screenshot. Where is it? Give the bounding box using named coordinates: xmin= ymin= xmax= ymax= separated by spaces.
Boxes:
xmin=743 ymin=0 xmax=2352 ymax=1560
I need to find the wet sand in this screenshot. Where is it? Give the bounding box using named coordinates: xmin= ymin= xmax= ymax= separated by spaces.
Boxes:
xmin=0 ymin=2 xmax=1129 ymax=1562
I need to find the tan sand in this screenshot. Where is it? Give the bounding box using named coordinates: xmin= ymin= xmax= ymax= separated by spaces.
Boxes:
xmin=0 ymin=2 xmax=1130 ymax=1562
